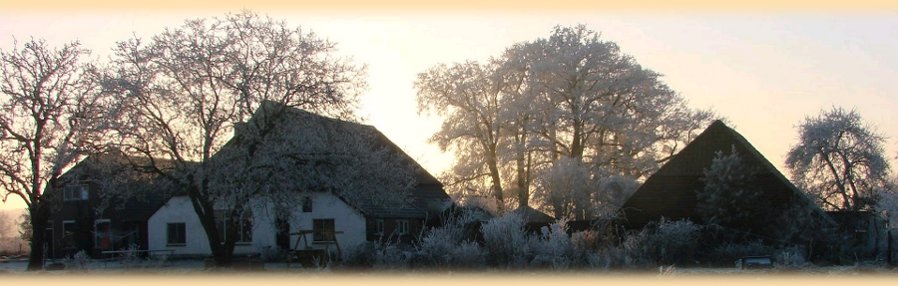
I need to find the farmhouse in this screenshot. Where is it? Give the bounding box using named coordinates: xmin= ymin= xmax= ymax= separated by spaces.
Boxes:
xmin=48 ymin=102 xmax=450 ymax=259
xmin=619 ymin=120 xmax=834 ymax=244
xmin=147 ymin=102 xmax=451 ymax=257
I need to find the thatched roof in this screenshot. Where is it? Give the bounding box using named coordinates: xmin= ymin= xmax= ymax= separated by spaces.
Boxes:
xmin=214 ymin=101 xmax=450 ymax=219
xmin=52 ymin=152 xmax=182 ymax=222
xmin=619 ymin=120 xmax=833 ymax=231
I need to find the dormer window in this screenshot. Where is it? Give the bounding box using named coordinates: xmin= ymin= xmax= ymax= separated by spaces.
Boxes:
xmin=302 ymin=197 xmax=312 ymax=212
xmin=63 ymin=185 xmax=88 ymax=201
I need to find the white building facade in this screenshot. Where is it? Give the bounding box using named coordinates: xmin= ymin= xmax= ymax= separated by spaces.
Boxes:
xmin=147 ymin=192 xmax=368 ymax=257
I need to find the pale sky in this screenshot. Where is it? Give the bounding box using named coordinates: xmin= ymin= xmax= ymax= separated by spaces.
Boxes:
xmin=2 ymin=8 xmax=898 ymax=210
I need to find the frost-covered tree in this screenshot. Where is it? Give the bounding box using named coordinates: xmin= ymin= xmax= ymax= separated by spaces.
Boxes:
xmin=104 ymin=12 xmax=366 ymax=266
xmin=786 ymin=107 xmax=891 ymax=211
xmin=515 ymin=25 xmax=711 ymax=177
xmin=0 ymin=39 xmax=116 ymax=270
xmin=697 ymin=148 xmax=762 ymax=227
xmin=417 ymin=60 xmax=511 ymax=212
xmin=419 ymin=25 xmax=710 ymax=219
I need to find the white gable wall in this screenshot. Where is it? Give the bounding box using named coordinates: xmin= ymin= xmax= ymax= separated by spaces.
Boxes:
xmin=288 ymin=192 xmax=367 ymax=253
xmin=148 ymin=192 xmax=368 ymax=257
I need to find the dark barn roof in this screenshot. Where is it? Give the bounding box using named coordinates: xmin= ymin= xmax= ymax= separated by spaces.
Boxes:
xmin=619 ymin=120 xmax=832 ymax=231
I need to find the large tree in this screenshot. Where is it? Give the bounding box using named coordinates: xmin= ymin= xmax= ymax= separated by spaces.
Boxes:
xmin=418 ymin=25 xmax=710 ymax=219
xmin=786 ymin=107 xmax=891 ymax=211
xmin=417 ymin=60 xmax=511 ymax=212
xmin=0 ymin=39 xmax=114 ymax=270
xmin=105 ymin=12 xmax=366 ymax=266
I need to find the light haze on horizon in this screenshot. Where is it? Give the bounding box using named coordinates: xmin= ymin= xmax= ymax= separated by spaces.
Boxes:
xmin=2 ymin=9 xmax=897 ymax=210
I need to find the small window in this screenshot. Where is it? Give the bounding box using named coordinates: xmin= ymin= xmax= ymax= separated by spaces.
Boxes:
xmin=64 ymin=185 xmax=88 ymax=201
xmin=94 ymin=219 xmax=112 ymax=250
xmin=313 ymin=219 xmax=335 ymax=242
xmin=302 ymin=197 xmax=312 ymax=212
xmin=375 ymin=219 xmax=384 ymax=236
xmin=396 ymin=220 xmax=409 ymax=235
xmin=167 ymin=223 xmax=186 ymax=246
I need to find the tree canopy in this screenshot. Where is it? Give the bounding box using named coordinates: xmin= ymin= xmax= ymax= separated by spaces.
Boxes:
xmin=786 ymin=107 xmax=892 ymax=211
xmin=418 ymin=25 xmax=711 ymax=219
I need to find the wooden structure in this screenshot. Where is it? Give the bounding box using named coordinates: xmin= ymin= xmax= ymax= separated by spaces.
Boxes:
xmin=287 ymin=230 xmax=343 ymax=268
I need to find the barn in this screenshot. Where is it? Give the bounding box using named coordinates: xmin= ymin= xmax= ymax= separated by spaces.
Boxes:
xmin=619 ymin=120 xmax=834 ymax=245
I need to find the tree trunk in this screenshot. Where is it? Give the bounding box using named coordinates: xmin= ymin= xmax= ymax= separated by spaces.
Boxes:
xmin=26 ymin=203 xmax=49 ymax=271
xmin=487 ymin=158 xmax=504 ymax=213
xmin=515 ymin=152 xmax=531 ymax=209
xmin=186 ymin=180 xmax=233 ymax=268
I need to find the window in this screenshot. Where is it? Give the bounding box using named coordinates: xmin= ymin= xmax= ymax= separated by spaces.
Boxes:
xmin=167 ymin=223 xmax=186 ymax=245
xmin=375 ymin=219 xmax=384 ymax=236
xmin=63 ymin=185 xmax=88 ymax=201
xmin=396 ymin=220 xmax=409 ymax=235
xmin=94 ymin=219 xmax=111 ymax=250
xmin=216 ymin=210 xmax=253 ymax=244
xmin=313 ymin=219 xmax=335 ymax=242
xmin=302 ymin=197 xmax=312 ymax=212
xmin=62 ymin=220 xmax=77 ymax=247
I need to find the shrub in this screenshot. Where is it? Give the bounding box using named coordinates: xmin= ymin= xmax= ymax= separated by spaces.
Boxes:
xmin=417 ymin=225 xmax=462 ymax=267
xmin=66 ymin=250 xmax=91 ymax=271
xmin=340 ymin=242 xmax=376 ymax=268
xmin=774 ymin=246 xmax=808 ymax=269
xmin=481 ymin=213 xmax=531 ymax=267
xmin=447 ymin=241 xmax=486 ymax=268
xmin=704 ymin=240 xmax=773 ymax=266
xmin=529 ymin=220 xmax=574 ymax=269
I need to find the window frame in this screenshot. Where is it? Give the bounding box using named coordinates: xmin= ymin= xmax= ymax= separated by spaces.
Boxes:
xmin=215 ymin=210 xmax=253 ymax=245
xmin=396 ymin=219 xmax=409 ymax=236
xmin=302 ymin=197 xmax=312 ymax=213
xmin=61 ymin=220 xmax=78 ymax=249
xmin=63 ymin=184 xmax=88 ymax=201
xmin=166 ymin=222 xmax=186 ymax=246
xmin=313 ymin=219 xmax=336 ymax=242
xmin=375 ymin=219 xmax=384 ymax=236
xmin=94 ymin=219 xmax=112 ymax=250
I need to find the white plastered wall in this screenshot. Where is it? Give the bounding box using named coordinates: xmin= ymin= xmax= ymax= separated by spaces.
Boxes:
xmin=147 ymin=192 xmax=367 ymax=257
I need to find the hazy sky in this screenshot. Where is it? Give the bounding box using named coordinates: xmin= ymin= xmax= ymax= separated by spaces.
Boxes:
xmin=2 ymin=8 xmax=898 ymax=210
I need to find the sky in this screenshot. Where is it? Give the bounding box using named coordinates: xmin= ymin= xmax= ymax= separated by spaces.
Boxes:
xmin=2 ymin=6 xmax=898 ymax=210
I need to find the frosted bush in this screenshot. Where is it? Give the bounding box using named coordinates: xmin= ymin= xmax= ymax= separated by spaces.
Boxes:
xmin=774 ymin=246 xmax=807 ymax=268
xmin=615 ymin=219 xmax=701 ymax=267
xmin=417 ymin=225 xmax=462 ymax=266
xmin=706 ymin=241 xmax=773 ymax=266
xmin=481 ymin=213 xmax=531 ymax=266
xmin=372 ymin=240 xmax=408 ymax=269
xmin=121 ymin=244 xmax=142 ymax=268
xmin=652 ymin=219 xmax=700 ymax=265
xmin=530 ymin=220 xmax=574 ymax=269
xmin=66 ymin=250 xmax=91 ymax=271
xmin=448 ymin=241 xmax=486 ymax=268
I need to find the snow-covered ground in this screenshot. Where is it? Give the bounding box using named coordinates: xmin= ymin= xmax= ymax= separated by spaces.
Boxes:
xmin=2 ymin=256 xmax=897 ymax=275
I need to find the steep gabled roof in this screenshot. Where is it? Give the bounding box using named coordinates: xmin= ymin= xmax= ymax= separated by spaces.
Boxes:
xmin=53 ymin=152 xmax=182 ymax=222
xmin=620 ymin=120 xmax=832 ymax=230
xmin=214 ymin=101 xmax=450 ymax=219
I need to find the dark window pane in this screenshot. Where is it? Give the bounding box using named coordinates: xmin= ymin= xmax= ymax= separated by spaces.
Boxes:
xmin=313 ymin=219 xmax=335 ymax=242
xmin=302 ymin=197 xmax=312 ymax=212
xmin=167 ymin=223 xmax=186 ymax=245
